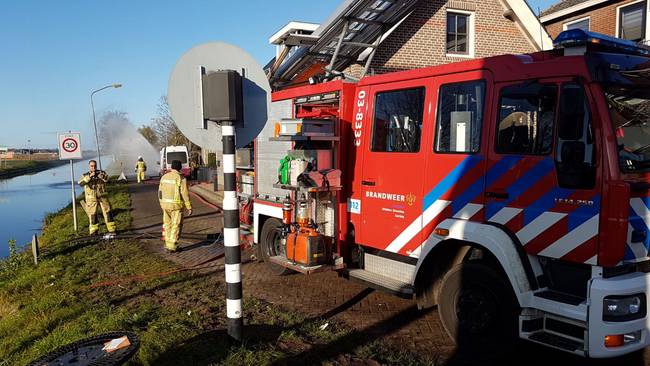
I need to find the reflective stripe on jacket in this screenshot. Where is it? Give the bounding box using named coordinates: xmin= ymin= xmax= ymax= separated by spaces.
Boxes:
xmin=158 ymin=170 xmax=191 ymax=211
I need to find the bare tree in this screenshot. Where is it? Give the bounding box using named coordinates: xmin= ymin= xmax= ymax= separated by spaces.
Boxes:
xmin=152 ymin=96 xmax=193 ymax=148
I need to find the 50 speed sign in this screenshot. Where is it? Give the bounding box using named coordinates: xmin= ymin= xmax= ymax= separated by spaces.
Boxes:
xmin=58 ymin=133 xmax=82 ymax=160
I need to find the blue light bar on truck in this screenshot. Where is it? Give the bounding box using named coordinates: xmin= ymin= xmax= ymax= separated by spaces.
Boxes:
xmin=554 ymin=29 xmax=650 ymax=56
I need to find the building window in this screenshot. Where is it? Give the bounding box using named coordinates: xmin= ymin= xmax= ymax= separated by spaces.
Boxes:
xmin=495 ymin=82 xmax=557 ymax=155
xmin=371 ymin=88 xmax=425 ymax=152
xmin=435 ymin=80 xmax=486 ymax=153
xmin=564 ymin=17 xmax=590 ymax=31
xmin=618 ymin=1 xmax=646 ymax=42
xmin=447 ymin=12 xmax=470 ymax=55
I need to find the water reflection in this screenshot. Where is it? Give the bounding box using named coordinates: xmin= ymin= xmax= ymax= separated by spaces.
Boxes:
xmin=0 ymin=158 xmax=99 ymax=258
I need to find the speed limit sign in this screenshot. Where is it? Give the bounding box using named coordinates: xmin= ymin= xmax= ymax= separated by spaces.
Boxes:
xmin=58 ymin=133 xmax=82 ymax=160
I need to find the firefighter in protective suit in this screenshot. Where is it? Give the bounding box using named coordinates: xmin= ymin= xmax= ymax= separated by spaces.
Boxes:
xmin=159 ymin=160 xmax=192 ymax=252
xmin=78 ymin=159 xmax=116 ymax=235
xmin=135 ymin=156 xmax=147 ymax=183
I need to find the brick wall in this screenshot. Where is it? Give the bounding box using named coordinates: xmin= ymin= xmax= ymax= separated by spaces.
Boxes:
xmin=345 ymin=0 xmax=538 ymax=77
xmin=544 ymin=0 xmax=641 ymax=40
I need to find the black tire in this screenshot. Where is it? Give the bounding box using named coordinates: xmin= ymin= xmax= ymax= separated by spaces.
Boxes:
xmin=258 ymin=218 xmax=293 ymax=275
xmin=438 ymin=261 xmax=519 ymax=359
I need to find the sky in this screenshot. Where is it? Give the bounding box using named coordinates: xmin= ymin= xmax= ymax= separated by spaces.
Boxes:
xmin=0 ymin=0 xmax=557 ymax=149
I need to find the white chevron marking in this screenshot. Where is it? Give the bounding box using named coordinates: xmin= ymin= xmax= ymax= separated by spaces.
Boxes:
xmin=453 ymin=203 xmax=483 ymax=219
xmin=517 ymin=212 xmax=566 ymax=245
xmin=538 ymin=214 xmax=599 ymax=258
xmin=488 ymin=207 xmax=522 ymax=225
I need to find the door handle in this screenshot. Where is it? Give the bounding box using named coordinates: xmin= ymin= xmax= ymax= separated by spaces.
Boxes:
xmin=485 ymin=191 xmax=509 ymax=199
xmin=361 ymin=180 xmax=376 ymax=186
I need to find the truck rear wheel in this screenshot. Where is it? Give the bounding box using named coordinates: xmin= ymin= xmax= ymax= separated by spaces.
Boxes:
xmin=258 ymin=218 xmax=293 ymax=275
xmin=438 ymin=261 xmax=518 ymax=359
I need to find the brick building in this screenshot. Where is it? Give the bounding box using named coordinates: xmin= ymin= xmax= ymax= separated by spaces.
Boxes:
xmin=268 ymin=0 xmax=552 ymax=89
xmin=354 ymin=0 xmax=545 ymax=74
xmin=541 ymin=0 xmax=649 ymax=42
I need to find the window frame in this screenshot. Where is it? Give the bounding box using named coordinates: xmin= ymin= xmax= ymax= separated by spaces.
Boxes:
xmin=434 ymin=79 xmax=487 ymax=155
xmin=493 ymin=81 xmax=559 ymax=156
xmin=554 ymin=81 xmax=597 ymax=189
xmin=446 ymin=10 xmax=475 ymax=58
xmin=369 ymin=86 xmax=426 ymax=153
xmin=563 ymin=16 xmax=591 ymax=31
xmin=616 ymin=0 xmax=647 ymax=42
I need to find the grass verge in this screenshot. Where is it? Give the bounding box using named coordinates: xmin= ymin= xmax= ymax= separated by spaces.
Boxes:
xmin=0 ymin=160 xmax=67 ymax=178
xmin=0 ymin=182 xmax=436 ymax=366
xmin=0 ymin=160 xmax=40 ymax=172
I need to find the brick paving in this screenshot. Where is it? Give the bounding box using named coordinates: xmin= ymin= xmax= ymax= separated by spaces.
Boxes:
xmin=243 ymin=261 xmax=454 ymax=357
xmin=129 ymin=180 xmax=224 ymax=268
xmin=129 ymin=180 xmax=649 ymax=365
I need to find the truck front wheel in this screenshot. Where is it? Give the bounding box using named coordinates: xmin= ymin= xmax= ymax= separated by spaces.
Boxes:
xmin=438 ymin=261 xmax=518 ymax=359
xmin=258 ymin=218 xmax=293 ymax=275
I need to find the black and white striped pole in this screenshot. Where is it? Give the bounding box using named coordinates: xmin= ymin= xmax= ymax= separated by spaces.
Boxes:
xmin=168 ymin=43 xmax=271 ymax=343
xmin=222 ymin=121 xmax=243 ymax=341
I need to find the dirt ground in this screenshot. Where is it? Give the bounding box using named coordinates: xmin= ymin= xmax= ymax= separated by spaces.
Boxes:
xmin=128 ymin=180 xmax=650 ymax=365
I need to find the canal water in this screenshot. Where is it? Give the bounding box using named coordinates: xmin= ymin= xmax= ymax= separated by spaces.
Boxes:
xmin=0 ymin=158 xmax=98 ymax=258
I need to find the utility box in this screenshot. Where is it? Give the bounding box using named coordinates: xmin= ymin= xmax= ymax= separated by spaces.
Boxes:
xmin=288 ymin=149 xmax=332 ymax=170
xmin=202 ymin=70 xmax=243 ymax=123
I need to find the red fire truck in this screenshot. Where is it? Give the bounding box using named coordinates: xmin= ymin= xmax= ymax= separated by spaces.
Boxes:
xmin=251 ymin=29 xmax=650 ymax=358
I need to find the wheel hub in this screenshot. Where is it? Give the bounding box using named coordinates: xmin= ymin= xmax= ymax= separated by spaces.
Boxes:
xmin=456 ymin=286 xmax=498 ymax=334
xmin=268 ymin=230 xmax=285 ymax=257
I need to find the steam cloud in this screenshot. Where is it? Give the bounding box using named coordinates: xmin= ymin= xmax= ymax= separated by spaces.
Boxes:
xmin=98 ymin=111 xmax=159 ymax=177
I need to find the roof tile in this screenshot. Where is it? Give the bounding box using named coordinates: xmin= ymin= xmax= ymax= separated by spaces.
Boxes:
xmin=541 ymin=0 xmax=590 ymax=17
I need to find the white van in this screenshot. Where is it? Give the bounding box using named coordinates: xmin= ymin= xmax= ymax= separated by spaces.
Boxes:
xmin=159 ymin=146 xmax=190 ymax=177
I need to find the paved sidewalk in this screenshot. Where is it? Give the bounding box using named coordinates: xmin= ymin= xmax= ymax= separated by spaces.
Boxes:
xmin=129 ymin=180 xmax=648 ymax=365
xmin=189 ymin=182 xmax=224 ymax=206
xmin=129 ymin=180 xmax=224 ymax=267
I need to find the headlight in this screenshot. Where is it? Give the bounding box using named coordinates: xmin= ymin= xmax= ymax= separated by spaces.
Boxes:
xmin=603 ymin=294 xmax=646 ymax=321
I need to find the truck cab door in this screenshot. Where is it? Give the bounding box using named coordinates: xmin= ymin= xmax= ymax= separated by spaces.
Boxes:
xmin=485 ymin=80 xmax=601 ymax=265
xmin=402 ymin=71 xmax=492 ymax=258
xmin=357 ymin=80 xmax=432 ymax=254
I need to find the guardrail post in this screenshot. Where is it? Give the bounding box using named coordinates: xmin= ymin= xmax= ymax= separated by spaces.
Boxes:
xmin=31 ymin=235 xmax=39 ymax=265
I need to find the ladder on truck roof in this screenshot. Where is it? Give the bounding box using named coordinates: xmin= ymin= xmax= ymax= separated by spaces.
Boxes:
xmin=272 ymin=0 xmax=420 ymax=85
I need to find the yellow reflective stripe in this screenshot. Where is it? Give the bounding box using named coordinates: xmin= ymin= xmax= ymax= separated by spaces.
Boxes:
xmin=161 ymin=179 xmax=178 ymax=185
xmin=160 ymin=198 xmax=182 ymax=203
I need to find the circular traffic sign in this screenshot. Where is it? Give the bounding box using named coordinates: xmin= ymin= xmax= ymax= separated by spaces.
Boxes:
xmin=62 ymin=138 xmax=78 ymax=153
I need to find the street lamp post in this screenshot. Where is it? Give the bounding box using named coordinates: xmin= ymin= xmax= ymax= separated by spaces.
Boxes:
xmin=91 ymin=83 xmax=122 ymax=170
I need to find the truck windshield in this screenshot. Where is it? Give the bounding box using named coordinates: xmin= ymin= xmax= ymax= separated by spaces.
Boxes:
xmin=605 ymin=85 xmax=650 ymax=172
xmin=167 ymin=152 xmax=187 ymax=164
